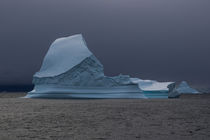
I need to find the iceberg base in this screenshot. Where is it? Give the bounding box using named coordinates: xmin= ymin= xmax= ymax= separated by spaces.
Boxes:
xmin=25 ymin=85 xmax=170 ymax=99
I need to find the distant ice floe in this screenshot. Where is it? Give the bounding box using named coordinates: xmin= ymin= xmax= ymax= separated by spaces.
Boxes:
xmin=26 ymin=34 xmax=199 ymax=99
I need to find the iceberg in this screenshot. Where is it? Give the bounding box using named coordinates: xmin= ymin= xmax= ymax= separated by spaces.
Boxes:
xmin=176 ymin=81 xmax=199 ymax=94
xmin=168 ymin=81 xmax=200 ymax=98
xmin=26 ymin=34 xmax=176 ymax=99
xmin=175 ymin=81 xmax=199 ymax=94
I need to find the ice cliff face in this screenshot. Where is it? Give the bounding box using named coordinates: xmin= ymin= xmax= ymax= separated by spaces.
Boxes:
xmin=33 ymin=55 xmax=133 ymax=87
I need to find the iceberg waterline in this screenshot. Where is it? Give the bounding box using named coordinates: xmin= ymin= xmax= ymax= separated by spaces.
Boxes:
xmin=26 ymin=34 xmax=198 ymax=99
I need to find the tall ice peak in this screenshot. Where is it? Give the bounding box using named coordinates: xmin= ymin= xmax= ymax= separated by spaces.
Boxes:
xmin=34 ymin=34 xmax=92 ymax=78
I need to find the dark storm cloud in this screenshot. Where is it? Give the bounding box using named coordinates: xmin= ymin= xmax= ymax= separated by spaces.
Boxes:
xmin=0 ymin=0 xmax=210 ymax=86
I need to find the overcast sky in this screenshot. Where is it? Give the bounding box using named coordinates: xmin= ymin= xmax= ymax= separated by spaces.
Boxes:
xmin=0 ymin=0 xmax=210 ymax=87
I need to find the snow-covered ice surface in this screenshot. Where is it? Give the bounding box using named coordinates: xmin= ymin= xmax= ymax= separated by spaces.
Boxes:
xmin=26 ymin=34 xmax=198 ymax=99
xmin=130 ymin=78 xmax=173 ymax=92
